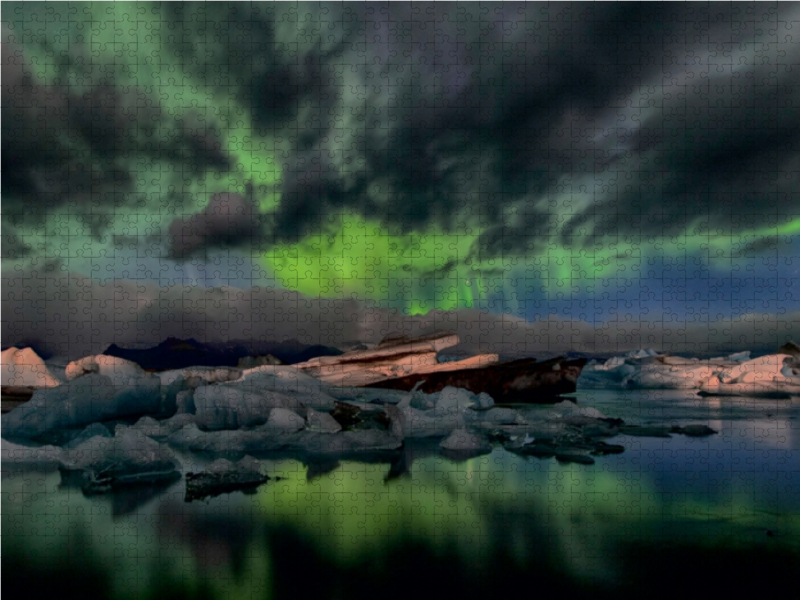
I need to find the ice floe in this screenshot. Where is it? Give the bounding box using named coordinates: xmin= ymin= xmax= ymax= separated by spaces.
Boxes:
xmin=577 ymin=348 xmax=800 ymax=394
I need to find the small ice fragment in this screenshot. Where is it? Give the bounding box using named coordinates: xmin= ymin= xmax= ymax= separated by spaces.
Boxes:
xmin=306 ymin=408 xmax=342 ymax=433
xmin=440 ymin=429 xmax=492 ymax=452
xmin=267 ymin=408 xmax=305 ymax=431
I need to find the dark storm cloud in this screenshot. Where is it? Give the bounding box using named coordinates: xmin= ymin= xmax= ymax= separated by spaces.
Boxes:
xmin=4 ymin=3 xmax=799 ymax=262
xmin=167 ymin=193 xmax=263 ymax=258
xmin=1 ymin=29 xmax=229 ymax=235
xmin=256 ymin=2 xmax=800 ymax=254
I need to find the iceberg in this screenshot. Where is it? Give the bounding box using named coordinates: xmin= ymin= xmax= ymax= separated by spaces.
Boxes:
xmin=192 ymin=385 xmax=299 ymax=430
xmin=2 ymin=373 xmax=163 ymax=441
xmin=699 ymin=354 xmax=800 ymax=398
xmin=1 ymin=347 xmax=64 ymax=388
xmin=65 ymin=355 xmax=149 ymax=385
xmin=578 ymin=349 xmax=752 ymax=390
xmin=222 ymin=365 xmax=337 ymax=411
xmin=166 ymin=422 xmax=401 ymax=455
xmin=439 ymin=429 xmax=492 ymax=453
xmin=61 ymin=428 xmax=181 ymax=493
xmin=185 ymin=456 xmax=270 ymax=502
xmin=157 ymin=366 xmax=243 ymax=387
xmin=306 ymin=408 xmax=342 ymax=433
xmin=1 ymin=438 xmax=64 ymax=467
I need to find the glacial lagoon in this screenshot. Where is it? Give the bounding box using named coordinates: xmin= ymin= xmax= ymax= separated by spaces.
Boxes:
xmin=3 ymin=388 xmax=799 ymax=599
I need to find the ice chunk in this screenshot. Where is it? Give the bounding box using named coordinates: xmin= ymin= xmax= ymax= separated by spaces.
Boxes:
xmin=224 ymin=366 xmax=336 ymax=411
xmin=116 ymin=416 xmax=172 ymax=441
xmin=440 ymin=429 xmax=492 ymax=452
xmin=185 ymin=456 xmax=270 ymax=502
xmin=624 ymin=364 xmax=716 ymax=389
xmin=62 ymin=429 xmax=181 ymax=492
xmin=699 ymin=354 xmax=800 ymax=397
xmin=3 ymin=374 xmax=112 ymax=440
xmin=306 ymin=408 xmax=342 ymax=433
xmin=397 ymin=405 xmax=464 ymax=438
xmin=63 ymin=422 xmax=113 ymax=449
xmin=65 ymin=355 xmax=148 ymax=385
xmin=469 ymin=407 xmax=525 ymax=426
xmin=433 ymin=386 xmax=477 ymax=414
xmin=193 ymin=385 xmax=297 ymax=430
xmin=175 ymin=390 xmax=196 ymax=414
xmin=476 ymin=392 xmax=495 ymax=409
xmin=1 ymin=438 xmax=64 ymax=467
xmin=578 ymin=359 xmax=637 ymax=388
xmin=167 ymin=423 xmax=400 ymax=455
xmin=550 ymin=400 xmax=608 ymax=419
xmin=1 ymin=347 xmax=63 ymax=388
xmin=716 ymin=354 xmax=793 ymax=383
xmin=267 ymin=408 xmax=305 ymax=431
xmin=2 ymin=373 xmax=163 ymax=441
xmin=157 ymin=366 xmax=243 ymax=387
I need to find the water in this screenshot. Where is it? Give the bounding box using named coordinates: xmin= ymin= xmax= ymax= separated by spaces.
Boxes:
xmin=3 ymin=389 xmax=800 ymax=599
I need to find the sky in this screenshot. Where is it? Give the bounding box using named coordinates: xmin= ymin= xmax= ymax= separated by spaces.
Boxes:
xmin=2 ymin=2 xmax=800 ymax=359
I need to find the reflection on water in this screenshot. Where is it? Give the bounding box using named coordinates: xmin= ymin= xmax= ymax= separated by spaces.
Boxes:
xmin=3 ymin=390 xmax=800 ymax=599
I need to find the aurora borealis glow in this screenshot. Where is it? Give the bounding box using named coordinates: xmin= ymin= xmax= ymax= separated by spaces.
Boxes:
xmin=3 ymin=2 xmax=800 ymax=358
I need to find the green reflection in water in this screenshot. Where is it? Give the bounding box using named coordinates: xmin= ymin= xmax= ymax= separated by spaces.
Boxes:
xmin=5 ymin=444 xmax=798 ymax=599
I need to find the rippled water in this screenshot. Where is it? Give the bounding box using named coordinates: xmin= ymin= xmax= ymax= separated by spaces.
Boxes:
xmin=3 ymin=389 xmax=800 ymax=599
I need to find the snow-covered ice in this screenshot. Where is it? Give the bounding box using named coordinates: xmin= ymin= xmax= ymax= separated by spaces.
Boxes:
xmin=65 ymin=355 xmax=149 ymax=385
xmin=1 ymin=347 xmax=64 ymax=388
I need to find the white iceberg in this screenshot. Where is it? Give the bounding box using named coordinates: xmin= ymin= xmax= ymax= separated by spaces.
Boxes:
xmin=1 ymin=347 xmax=64 ymax=388
xmin=578 ymin=349 xmax=752 ymax=390
xmin=157 ymin=366 xmax=243 ymax=387
xmin=65 ymin=355 xmax=149 ymax=385
xmin=699 ymin=354 xmax=800 ymax=398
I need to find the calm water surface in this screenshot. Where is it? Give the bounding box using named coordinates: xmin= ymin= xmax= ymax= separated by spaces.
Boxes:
xmin=3 ymin=389 xmax=800 ymax=599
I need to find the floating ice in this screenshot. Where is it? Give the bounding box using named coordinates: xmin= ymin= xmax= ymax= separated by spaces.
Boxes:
xmin=306 ymin=408 xmax=342 ymax=433
xmin=439 ymin=429 xmax=492 ymax=452
xmin=578 ymin=349 xmax=759 ymax=390
xmin=1 ymin=438 xmax=64 ymax=467
xmin=433 ymin=386 xmax=479 ymax=414
xmin=62 ymin=428 xmax=181 ymax=491
xmin=157 ymin=366 xmax=243 ymax=387
xmin=223 ymin=365 xmax=336 ymax=411
xmin=167 ymin=422 xmax=401 ymax=454
xmin=266 ymin=407 xmax=305 ymax=431
xmin=185 ymin=455 xmax=270 ymax=502
xmin=700 ymin=354 xmax=800 ymax=398
xmin=193 ymin=385 xmax=298 ymax=430
xmin=2 ymin=374 xmax=163 ymax=440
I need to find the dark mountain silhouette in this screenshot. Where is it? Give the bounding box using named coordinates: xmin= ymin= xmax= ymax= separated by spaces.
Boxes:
xmin=103 ymin=337 xmax=343 ymax=371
